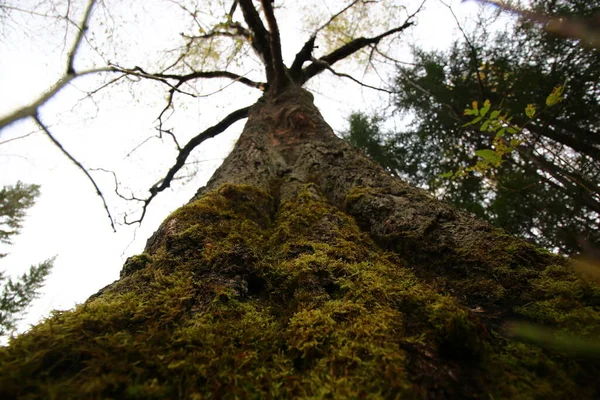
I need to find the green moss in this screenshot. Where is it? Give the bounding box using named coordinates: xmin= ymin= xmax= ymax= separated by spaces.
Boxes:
xmin=1 ymin=184 xmax=598 ymax=399
xmin=120 ymin=253 xmax=153 ymax=278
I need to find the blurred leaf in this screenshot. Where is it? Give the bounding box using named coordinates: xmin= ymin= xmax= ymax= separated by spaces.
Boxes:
xmin=525 ymin=104 xmax=536 ymax=118
xmin=546 ymin=84 xmax=566 ymax=107
xmin=480 ymin=100 xmax=491 ymax=116
xmin=475 ymin=149 xmax=499 ymax=162
xmin=463 ymin=116 xmax=483 ymax=127
xmin=480 ymin=120 xmax=490 ymax=131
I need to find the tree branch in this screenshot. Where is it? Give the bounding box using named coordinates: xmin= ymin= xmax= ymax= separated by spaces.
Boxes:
xmin=326 ymin=66 xmax=393 ymax=94
xmin=289 ymin=35 xmax=316 ymax=81
xmin=181 ymin=20 xmax=251 ymax=42
xmin=237 ymin=0 xmax=273 ymax=82
xmin=113 ymin=65 xmax=265 ymax=90
xmin=125 ymin=106 xmax=251 ymax=225
xmin=290 ymin=0 xmax=363 ymax=81
xmin=0 ymin=67 xmax=115 ymax=132
xmin=33 ymin=115 xmax=116 ymax=232
xmin=0 ymin=0 xmax=114 ymax=133
xmin=228 ymin=1 xmax=239 ymax=18
xmin=259 ymin=0 xmax=289 ymax=93
xmin=66 ymin=0 xmax=96 ymax=75
xmin=440 ymin=0 xmax=486 ymax=103
xmin=299 ymin=21 xmax=415 ymax=84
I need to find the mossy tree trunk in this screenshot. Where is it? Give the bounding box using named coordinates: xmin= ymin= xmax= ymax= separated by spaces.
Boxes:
xmin=1 ymin=83 xmax=599 ymax=399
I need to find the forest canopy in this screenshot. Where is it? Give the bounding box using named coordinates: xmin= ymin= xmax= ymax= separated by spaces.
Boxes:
xmin=344 ymin=0 xmax=600 ymax=254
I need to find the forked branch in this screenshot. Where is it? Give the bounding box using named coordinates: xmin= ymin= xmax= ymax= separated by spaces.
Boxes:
xmin=300 ymin=21 xmax=415 ymax=84
xmin=259 ymin=0 xmax=289 ymax=93
xmin=125 ymin=106 xmax=251 ymax=225
xmin=237 ymin=0 xmax=274 ymax=81
xmin=113 ymin=66 xmax=266 ymax=90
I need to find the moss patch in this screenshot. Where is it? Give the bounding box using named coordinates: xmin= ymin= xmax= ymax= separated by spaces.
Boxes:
xmin=1 ymin=184 xmax=599 ymax=399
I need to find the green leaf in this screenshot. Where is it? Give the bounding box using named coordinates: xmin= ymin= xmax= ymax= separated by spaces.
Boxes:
xmin=480 ymin=120 xmax=490 ymax=131
xmin=495 ymin=128 xmax=506 ymax=138
xmin=507 ymin=127 xmax=519 ymax=134
xmin=475 ymin=149 xmax=499 ymax=163
xmin=463 ymin=116 xmax=482 ymax=127
xmin=480 ymin=100 xmax=491 ymax=117
xmin=510 ymin=138 xmax=522 ymax=147
xmin=525 ymin=104 xmax=536 ymax=119
xmin=546 ymin=84 xmax=565 ymax=107
xmin=439 ymin=171 xmax=454 ymax=178
xmin=490 ymin=110 xmax=500 ymax=120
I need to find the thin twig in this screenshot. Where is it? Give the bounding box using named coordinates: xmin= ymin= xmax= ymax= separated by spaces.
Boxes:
xmin=439 ymin=0 xmax=486 ymax=102
xmin=34 ymin=115 xmax=116 ymax=231
xmin=89 ymin=167 xmax=144 ymax=202
xmin=0 ymin=129 xmax=40 ymax=146
xmin=325 ymin=66 xmax=393 ymax=93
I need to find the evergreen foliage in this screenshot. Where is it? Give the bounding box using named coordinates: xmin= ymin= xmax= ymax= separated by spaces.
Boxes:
xmin=0 ymin=182 xmax=53 ymax=337
xmin=345 ymin=0 xmax=600 ymax=254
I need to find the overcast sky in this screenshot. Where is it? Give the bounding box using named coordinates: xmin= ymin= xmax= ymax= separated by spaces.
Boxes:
xmin=0 ymin=0 xmax=489 ymax=336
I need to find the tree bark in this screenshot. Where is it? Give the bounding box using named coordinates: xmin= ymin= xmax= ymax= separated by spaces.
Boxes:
xmin=1 ymin=85 xmax=599 ymax=399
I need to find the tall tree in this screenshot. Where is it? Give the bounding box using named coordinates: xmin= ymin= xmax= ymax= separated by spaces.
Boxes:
xmin=0 ymin=1 xmax=599 ymax=398
xmin=347 ymin=0 xmax=599 ymax=254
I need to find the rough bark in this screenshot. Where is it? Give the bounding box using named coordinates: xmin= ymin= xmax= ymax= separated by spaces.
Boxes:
xmin=1 ymin=85 xmax=599 ymax=399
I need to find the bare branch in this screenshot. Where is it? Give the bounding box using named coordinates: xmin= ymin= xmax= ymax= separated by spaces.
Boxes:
xmin=125 ymin=106 xmax=251 ymax=225
xmin=228 ymin=0 xmax=239 ymax=18
xmin=0 ymin=129 xmax=40 ymax=147
xmin=300 ymin=21 xmax=414 ymax=84
xmin=325 ymin=66 xmax=393 ymax=94
xmin=314 ymin=0 xmax=361 ymax=36
xmin=440 ymin=0 xmax=485 ymax=102
xmin=0 ymin=67 xmax=115 ymax=132
xmin=259 ymin=0 xmax=289 ymax=93
xmin=112 ymin=65 xmax=266 ymax=90
xmin=289 ymin=35 xmax=316 ymax=81
xmin=89 ymin=168 xmax=144 ymax=202
xmin=0 ymin=0 xmax=115 ymax=133
xmin=237 ymin=0 xmax=273 ymax=81
xmin=181 ymin=21 xmax=251 ymax=42
xmin=373 ymin=46 xmax=417 ymax=66
xmin=33 ymin=115 xmax=116 ymax=232
xmin=66 ymin=0 xmax=96 ymax=74
xmin=0 ymin=3 xmax=78 ymax=27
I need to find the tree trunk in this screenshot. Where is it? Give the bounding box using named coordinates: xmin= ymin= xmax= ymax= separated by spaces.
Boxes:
xmin=1 ymin=86 xmax=599 ymax=399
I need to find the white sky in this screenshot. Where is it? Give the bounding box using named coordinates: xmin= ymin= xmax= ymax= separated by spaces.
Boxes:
xmin=0 ymin=0 xmax=487 ymax=336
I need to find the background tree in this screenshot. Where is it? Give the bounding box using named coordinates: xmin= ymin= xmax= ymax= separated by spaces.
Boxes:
xmin=345 ymin=0 xmax=599 ymax=253
xmin=0 ymin=182 xmax=53 ymax=337
xmin=0 ymin=0 xmax=599 ymax=398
